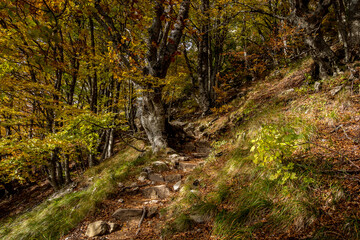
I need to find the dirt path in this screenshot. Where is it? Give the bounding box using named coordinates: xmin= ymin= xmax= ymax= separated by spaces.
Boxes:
xmin=61 ymin=141 xmax=211 ymax=240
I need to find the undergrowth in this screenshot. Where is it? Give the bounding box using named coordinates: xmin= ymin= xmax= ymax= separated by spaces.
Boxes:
xmin=0 ymin=143 xmax=151 ymax=240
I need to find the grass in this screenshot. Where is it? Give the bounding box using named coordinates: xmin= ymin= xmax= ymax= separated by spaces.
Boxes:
xmin=161 ymin=57 xmax=350 ymax=239
xmin=0 ymin=142 xmax=152 ymax=240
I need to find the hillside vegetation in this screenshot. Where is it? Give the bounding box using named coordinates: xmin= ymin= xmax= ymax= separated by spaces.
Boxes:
xmin=1 ymin=0 xmax=360 ymax=239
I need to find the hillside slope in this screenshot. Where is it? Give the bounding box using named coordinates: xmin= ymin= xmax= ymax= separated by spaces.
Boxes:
xmin=2 ymin=58 xmax=360 ymax=240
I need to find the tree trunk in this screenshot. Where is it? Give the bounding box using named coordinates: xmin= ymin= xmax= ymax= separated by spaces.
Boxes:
xmin=89 ymin=17 xmax=98 ymax=113
xmin=197 ymin=0 xmax=211 ymax=114
xmin=335 ymin=0 xmax=360 ymax=62
xmin=64 ymin=155 xmax=71 ymax=184
xmin=139 ymin=0 xmax=190 ymax=152
xmin=289 ymin=0 xmax=338 ymax=78
xmin=48 ymin=151 xmax=59 ymax=191
xmin=140 ymin=89 xmax=168 ymax=152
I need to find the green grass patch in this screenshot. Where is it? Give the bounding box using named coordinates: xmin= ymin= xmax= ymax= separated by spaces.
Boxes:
xmin=0 ymin=143 xmax=152 ymax=240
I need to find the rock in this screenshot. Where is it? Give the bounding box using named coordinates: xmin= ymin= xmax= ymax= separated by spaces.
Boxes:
xmin=142 ymin=185 xmax=170 ymax=199
xmin=138 ymin=175 xmax=146 ymax=182
xmin=178 ymin=156 xmax=190 ymax=161
xmin=85 ymin=220 xmax=109 ymax=237
xmin=179 ymin=162 xmax=197 ymax=171
xmin=146 ymin=206 xmax=158 ymax=218
xmin=173 ymin=181 xmax=181 ymax=191
xmin=108 ymin=222 xmax=120 ymax=233
xmin=330 ymin=86 xmax=342 ymax=96
xmin=151 ymin=161 xmax=169 ymax=172
xmin=314 ymin=81 xmax=321 ymax=92
xmin=138 ymin=172 xmax=148 ymax=181
xmin=169 ymin=154 xmax=180 ymax=159
xmin=164 ymin=174 xmax=182 ymax=183
xmin=169 ymin=158 xmax=179 ymax=167
xmin=192 ymin=153 xmax=208 ymax=158
xmin=190 ymin=214 xmax=209 ymax=223
xmin=112 ymin=208 xmax=143 ymax=220
xmin=148 ymin=173 xmax=164 ymax=182
xmin=142 ymin=167 xmax=152 ymax=173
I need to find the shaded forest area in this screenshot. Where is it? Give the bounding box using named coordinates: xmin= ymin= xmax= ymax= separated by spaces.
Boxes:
xmin=1 ymin=0 xmax=360 ymax=239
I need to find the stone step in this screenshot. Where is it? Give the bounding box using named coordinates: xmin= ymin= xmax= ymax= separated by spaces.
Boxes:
xmin=112 ymin=208 xmax=144 ymax=221
xmin=179 ymin=162 xmax=198 ymax=171
xmin=148 ymin=173 xmax=164 ymax=182
xmin=142 ymin=185 xmax=170 ymax=199
xmin=164 ymin=174 xmax=182 ymax=183
xmin=151 ymin=161 xmax=169 ymax=172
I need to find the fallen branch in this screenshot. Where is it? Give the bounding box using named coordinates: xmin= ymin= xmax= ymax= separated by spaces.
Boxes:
xmin=136 ymin=206 xmax=146 ymax=236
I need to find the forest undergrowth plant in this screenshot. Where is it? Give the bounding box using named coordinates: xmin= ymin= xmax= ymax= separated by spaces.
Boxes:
xmin=250 ymin=122 xmax=312 ymax=184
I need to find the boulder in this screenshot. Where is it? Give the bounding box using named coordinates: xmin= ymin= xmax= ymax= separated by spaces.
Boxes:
xmin=112 ymin=208 xmax=143 ymax=220
xmin=164 ymin=174 xmax=182 ymax=183
xmin=148 ymin=173 xmax=164 ymax=182
xmin=85 ymin=220 xmax=109 ymax=237
xmin=151 ymin=161 xmax=169 ymax=172
xmin=142 ymin=185 xmax=170 ymax=199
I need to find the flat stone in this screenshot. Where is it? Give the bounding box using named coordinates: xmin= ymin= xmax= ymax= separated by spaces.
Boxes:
xmin=108 ymin=222 xmax=120 ymax=233
xmin=85 ymin=220 xmax=109 ymax=237
xmin=173 ymin=181 xmax=181 ymax=191
xmin=142 ymin=185 xmax=170 ymax=199
xmin=146 ymin=206 xmax=158 ymax=218
xmin=151 ymin=161 xmax=169 ymax=172
xmin=179 ymin=162 xmax=197 ymax=171
xmin=112 ymin=208 xmax=143 ymax=220
xmin=330 ymin=86 xmax=342 ymax=96
xmin=164 ymin=174 xmax=182 ymax=183
xmin=148 ymin=173 xmax=164 ymax=182
xmin=190 ymin=214 xmax=209 ymax=223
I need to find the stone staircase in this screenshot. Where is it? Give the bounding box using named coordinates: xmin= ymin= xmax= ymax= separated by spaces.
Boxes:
xmin=83 ymin=150 xmax=208 ymax=239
